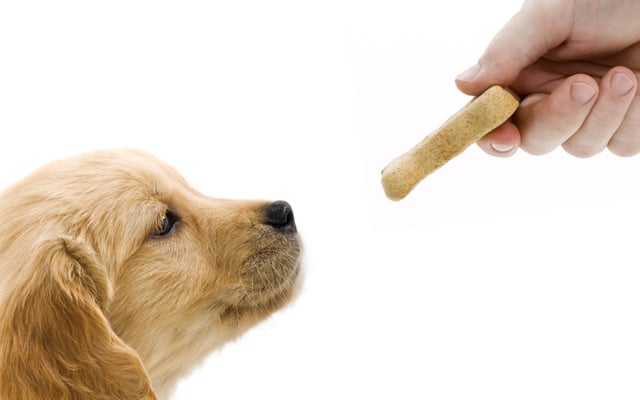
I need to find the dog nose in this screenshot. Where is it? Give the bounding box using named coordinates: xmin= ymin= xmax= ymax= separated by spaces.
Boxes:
xmin=264 ymin=200 xmax=296 ymax=232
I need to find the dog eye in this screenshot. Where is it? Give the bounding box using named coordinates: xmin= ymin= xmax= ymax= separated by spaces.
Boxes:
xmin=150 ymin=211 xmax=178 ymax=238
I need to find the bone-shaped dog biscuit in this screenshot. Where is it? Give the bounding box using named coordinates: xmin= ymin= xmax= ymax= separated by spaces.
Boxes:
xmin=381 ymin=85 xmax=519 ymax=201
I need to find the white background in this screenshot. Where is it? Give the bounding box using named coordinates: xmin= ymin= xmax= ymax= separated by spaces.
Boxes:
xmin=2 ymin=1 xmax=640 ymax=399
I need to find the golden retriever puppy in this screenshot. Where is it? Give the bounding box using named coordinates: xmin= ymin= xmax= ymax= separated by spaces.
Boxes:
xmin=0 ymin=149 xmax=302 ymax=399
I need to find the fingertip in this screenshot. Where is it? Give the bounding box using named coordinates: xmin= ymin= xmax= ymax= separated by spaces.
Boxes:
xmin=454 ymin=78 xmax=478 ymax=96
xmin=567 ymin=74 xmax=599 ymax=105
xmin=455 ymin=72 xmax=485 ymax=96
xmin=567 ymin=73 xmax=599 ymax=100
xmin=456 ymin=63 xmax=481 ymax=83
xmin=607 ymin=66 xmax=637 ymax=97
xmin=476 ymin=122 xmax=520 ymax=157
xmin=455 ymin=62 xmax=505 ymax=96
xmin=455 ymin=61 xmax=519 ymax=97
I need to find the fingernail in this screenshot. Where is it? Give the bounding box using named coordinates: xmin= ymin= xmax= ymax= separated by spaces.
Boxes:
xmin=611 ymin=72 xmax=634 ymax=97
xmin=456 ymin=63 xmax=480 ymax=82
xmin=570 ymin=82 xmax=596 ymax=105
xmin=490 ymin=143 xmax=515 ymax=153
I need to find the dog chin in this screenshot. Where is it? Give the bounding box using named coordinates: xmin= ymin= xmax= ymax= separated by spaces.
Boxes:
xmin=209 ymin=234 xmax=301 ymax=327
xmin=245 ymin=250 xmax=302 ymax=306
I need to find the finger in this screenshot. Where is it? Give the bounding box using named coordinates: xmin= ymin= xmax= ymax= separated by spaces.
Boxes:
xmin=563 ymin=67 xmax=638 ymax=158
xmin=596 ymin=42 xmax=640 ymax=71
xmin=476 ymin=121 xmax=520 ymax=157
xmin=510 ymin=59 xmax=606 ymax=94
xmin=456 ymin=1 xmax=573 ymax=95
xmin=608 ymin=85 xmax=640 ymax=157
xmin=514 ymin=75 xmax=598 ymax=155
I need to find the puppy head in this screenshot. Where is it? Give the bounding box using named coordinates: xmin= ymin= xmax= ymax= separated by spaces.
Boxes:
xmin=0 ymin=149 xmax=302 ymax=398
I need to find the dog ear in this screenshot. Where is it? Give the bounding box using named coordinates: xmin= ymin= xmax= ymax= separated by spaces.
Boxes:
xmin=0 ymin=237 xmax=157 ymax=399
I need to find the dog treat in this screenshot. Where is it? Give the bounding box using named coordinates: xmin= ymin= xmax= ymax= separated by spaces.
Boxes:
xmin=381 ymin=85 xmax=519 ymax=200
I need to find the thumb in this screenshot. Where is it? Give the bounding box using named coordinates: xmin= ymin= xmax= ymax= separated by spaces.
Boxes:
xmin=455 ymin=1 xmax=572 ymax=95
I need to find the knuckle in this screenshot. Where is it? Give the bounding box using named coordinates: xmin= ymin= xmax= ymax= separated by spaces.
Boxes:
xmin=519 ymin=140 xmax=552 ymax=156
xmin=609 ymin=146 xmax=640 ymax=157
xmin=608 ymin=136 xmax=640 ymax=157
xmin=562 ymin=141 xmax=603 ymax=158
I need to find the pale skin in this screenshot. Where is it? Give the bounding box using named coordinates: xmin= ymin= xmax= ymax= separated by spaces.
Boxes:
xmin=456 ymin=0 xmax=640 ymax=158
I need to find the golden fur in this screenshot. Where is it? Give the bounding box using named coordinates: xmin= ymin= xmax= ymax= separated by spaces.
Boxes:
xmin=0 ymin=149 xmax=302 ymax=399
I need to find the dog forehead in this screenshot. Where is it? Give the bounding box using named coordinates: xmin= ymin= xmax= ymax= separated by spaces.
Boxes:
xmin=81 ymin=149 xmax=176 ymax=177
xmin=4 ymin=149 xmax=197 ymax=227
xmin=59 ymin=149 xmax=185 ymax=193
xmin=0 ymin=149 xmax=188 ymax=221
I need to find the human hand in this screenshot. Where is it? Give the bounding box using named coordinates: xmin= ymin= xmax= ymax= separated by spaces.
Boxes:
xmin=455 ymin=0 xmax=640 ymax=158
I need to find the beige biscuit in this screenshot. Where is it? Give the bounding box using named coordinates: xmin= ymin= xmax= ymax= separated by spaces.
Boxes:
xmin=381 ymin=85 xmax=519 ymax=201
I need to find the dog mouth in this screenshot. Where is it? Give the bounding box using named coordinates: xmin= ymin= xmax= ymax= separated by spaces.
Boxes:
xmin=240 ymin=238 xmax=302 ymax=302
xmin=214 ymin=243 xmax=301 ymax=326
xmin=213 ymin=200 xmax=302 ymax=322
xmin=238 ymin=200 xmax=301 ymax=303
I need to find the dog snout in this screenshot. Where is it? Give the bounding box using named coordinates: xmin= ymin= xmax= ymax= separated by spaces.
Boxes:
xmin=264 ymin=200 xmax=296 ymax=233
